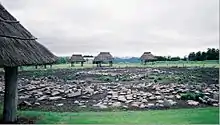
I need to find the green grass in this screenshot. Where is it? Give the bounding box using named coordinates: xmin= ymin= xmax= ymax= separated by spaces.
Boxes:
xmin=14 ymin=107 xmax=219 ymax=124
xmin=0 ymin=60 xmax=218 ymax=72
xmin=0 ymin=60 xmax=219 ymax=72
xmin=8 ymin=60 xmax=218 ymax=71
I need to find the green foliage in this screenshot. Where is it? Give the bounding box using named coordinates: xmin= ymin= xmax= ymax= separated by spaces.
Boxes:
xmin=155 ymin=56 xmax=168 ymax=61
xmin=154 ymin=56 xmax=181 ymax=61
xmin=181 ymin=92 xmax=204 ymax=101
xmin=170 ymin=57 xmax=181 ymax=61
xmin=56 ymin=57 xmax=70 ymax=64
xmin=188 ymin=48 xmax=219 ymax=61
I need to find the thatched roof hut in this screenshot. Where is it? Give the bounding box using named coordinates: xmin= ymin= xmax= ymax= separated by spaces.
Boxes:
xmin=93 ymin=52 xmax=113 ymax=67
xmin=93 ymin=52 xmax=113 ymax=62
xmin=0 ymin=5 xmax=57 ymax=67
xmin=140 ymin=52 xmax=157 ymax=62
xmin=70 ymin=54 xmax=85 ymax=62
xmin=0 ymin=3 xmax=57 ymax=123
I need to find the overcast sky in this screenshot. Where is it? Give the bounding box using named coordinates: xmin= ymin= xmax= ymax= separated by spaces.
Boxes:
xmin=1 ymin=0 xmax=219 ymax=57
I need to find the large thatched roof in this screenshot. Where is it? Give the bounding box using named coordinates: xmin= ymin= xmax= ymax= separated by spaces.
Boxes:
xmin=70 ymin=54 xmax=85 ymax=62
xmin=0 ymin=4 xmax=57 ymax=67
xmin=94 ymin=52 xmax=113 ymax=62
xmin=140 ymin=52 xmax=156 ymax=61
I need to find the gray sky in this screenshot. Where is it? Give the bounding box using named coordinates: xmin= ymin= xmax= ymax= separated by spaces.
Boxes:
xmin=1 ymin=0 xmax=219 ymax=57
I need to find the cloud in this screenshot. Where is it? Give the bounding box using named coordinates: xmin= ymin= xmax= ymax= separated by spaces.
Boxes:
xmin=1 ymin=0 xmax=219 ymax=57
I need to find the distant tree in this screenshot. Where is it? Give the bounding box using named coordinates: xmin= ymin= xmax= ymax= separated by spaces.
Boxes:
xmin=215 ymin=49 xmax=219 ymax=60
xmin=201 ymin=51 xmax=207 ymax=61
xmin=182 ymin=56 xmax=188 ymax=61
xmin=188 ymin=52 xmax=196 ymax=61
xmin=195 ymin=51 xmax=202 ymax=61
xmin=155 ymin=56 xmax=167 ymax=61
xmin=206 ymin=48 xmax=211 ymax=60
xmin=56 ymin=57 xmax=69 ymax=64
xmin=212 ymin=48 xmax=219 ymax=60
xmin=206 ymin=48 xmax=219 ymax=60
xmin=167 ymin=56 xmax=171 ymax=61
xmin=187 ymin=48 xmax=219 ymax=61
xmin=170 ymin=57 xmax=181 ymax=61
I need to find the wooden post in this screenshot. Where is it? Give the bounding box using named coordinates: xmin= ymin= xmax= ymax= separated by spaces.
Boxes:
xmin=50 ymin=64 xmax=52 ymax=68
xmin=35 ymin=65 xmax=37 ymax=69
xmin=81 ymin=62 xmax=83 ymax=67
xmin=71 ymin=62 xmax=75 ymax=67
xmin=3 ymin=67 xmax=18 ymax=123
xmin=109 ymin=61 xmax=113 ymax=67
xmin=44 ymin=65 xmax=46 ymax=69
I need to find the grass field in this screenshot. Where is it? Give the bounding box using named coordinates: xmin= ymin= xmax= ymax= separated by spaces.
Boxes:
xmin=10 ymin=107 xmax=218 ymax=124
xmin=0 ymin=60 xmax=219 ymax=72
xmin=7 ymin=60 xmax=218 ymax=71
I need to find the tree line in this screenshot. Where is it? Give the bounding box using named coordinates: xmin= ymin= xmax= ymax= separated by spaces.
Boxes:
xmin=155 ymin=48 xmax=219 ymax=61
xmin=188 ymin=48 xmax=219 ymax=61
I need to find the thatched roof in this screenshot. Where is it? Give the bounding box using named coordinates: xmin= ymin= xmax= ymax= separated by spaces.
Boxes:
xmin=140 ymin=52 xmax=157 ymax=61
xmin=0 ymin=3 xmax=57 ymax=67
xmin=94 ymin=52 xmax=113 ymax=62
xmin=83 ymin=55 xmax=93 ymax=58
xmin=70 ymin=54 xmax=85 ymax=62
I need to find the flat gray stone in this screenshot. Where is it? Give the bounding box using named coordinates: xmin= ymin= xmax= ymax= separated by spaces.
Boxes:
xmin=37 ymin=95 xmax=47 ymax=101
xmin=118 ymin=95 xmax=127 ymax=102
xmin=112 ymin=102 xmax=122 ymax=107
xmin=49 ymin=96 xmax=62 ymax=101
xmin=67 ymin=91 xmax=81 ymax=98
xmin=187 ymin=100 xmax=199 ymax=106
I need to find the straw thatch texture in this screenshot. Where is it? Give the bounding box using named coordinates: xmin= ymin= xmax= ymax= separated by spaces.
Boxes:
xmin=93 ymin=52 xmax=113 ymax=62
xmin=140 ymin=52 xmax=156 ymax=61
xmin=0 ymin=3 xmax=57 ymax=67
xmin=70 ymin=54 xmax=85 ymax=62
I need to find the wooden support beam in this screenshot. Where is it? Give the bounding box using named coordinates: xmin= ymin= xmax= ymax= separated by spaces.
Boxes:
xmin=3 ymin=67 xmax=18 ymax=123
xmin=109 ymin=61 xmax=113 ymax=67
xmin=96 ymin=63 xmax=98 ymax=67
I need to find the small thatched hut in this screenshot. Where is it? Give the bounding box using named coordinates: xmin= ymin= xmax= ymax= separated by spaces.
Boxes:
xmin=70 ymin=54 xmax=85 ymax=67
xmin=0 ymin=3 xmax=57 ymax=123
xmin=140 ymin=52 xmax=157 ymax=64
xmin=93 ymin=52 xmax=113 ymax=67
